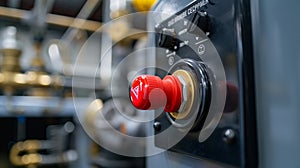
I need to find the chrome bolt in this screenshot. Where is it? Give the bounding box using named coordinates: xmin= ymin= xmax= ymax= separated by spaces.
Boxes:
xmin=223 ymin=129 xmax=236 ymax=144
xmin=153 ymin=122 xmax=161 ymax=131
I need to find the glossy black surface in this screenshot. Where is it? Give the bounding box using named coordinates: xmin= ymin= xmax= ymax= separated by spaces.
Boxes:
xmin=153 ymin=0 xmax=257 ymax=167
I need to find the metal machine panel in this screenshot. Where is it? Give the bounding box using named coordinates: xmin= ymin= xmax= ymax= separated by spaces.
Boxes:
xmin=147 ymin=0 xmax=257 ymax=167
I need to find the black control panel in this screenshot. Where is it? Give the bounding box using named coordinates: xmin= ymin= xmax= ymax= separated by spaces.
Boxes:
xmin=153 ymin=0 xmax=257 ymax=167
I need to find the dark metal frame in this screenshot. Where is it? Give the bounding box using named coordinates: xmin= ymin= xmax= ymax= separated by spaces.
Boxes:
xmin=236 ymin=0 xmax=258 ymax=167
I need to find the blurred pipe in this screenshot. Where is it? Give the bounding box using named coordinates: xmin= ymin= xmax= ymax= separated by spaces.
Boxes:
xmin=17 ymin=116 xmax=26 ymax=140
xmin=61 ymin=0 xmax=101 ymax=42
xmin=58 ymin=0 xmax=101 ymax=76
xmin=48 ymin=14 xmax=102 ymax=32
xmin=0 ymin=6 xmax=145 ymax=37
xmin=0 ymin=6 xmax=102 ymax=32
xmin=29 ymin=0 xmax=55 ymax=42
xmin=8 ymin=0 xmax=21 ymax=8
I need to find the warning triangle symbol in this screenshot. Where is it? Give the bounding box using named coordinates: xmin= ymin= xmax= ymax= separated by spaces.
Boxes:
xmin=132 ymin=86 xmax=139 ymax=99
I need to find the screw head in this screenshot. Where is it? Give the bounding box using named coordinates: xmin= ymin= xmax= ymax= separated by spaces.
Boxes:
xmin=153 ymin=122 xmax=161 ymax=131
xmin=223 ymin=129 xmax=236 ymax=144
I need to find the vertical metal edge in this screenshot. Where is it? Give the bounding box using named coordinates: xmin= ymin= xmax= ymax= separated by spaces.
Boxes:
xmin=236 ymin=0 xmax=258 ymax=167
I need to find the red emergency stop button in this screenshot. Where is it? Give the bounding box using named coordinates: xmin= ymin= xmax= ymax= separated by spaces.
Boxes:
xmin=130 ymin=75 xmax=182 ymax=112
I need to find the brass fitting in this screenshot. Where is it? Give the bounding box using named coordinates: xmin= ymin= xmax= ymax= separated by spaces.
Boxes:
xmin=169 ymin=70 xmax=196 ymax=119
xmin=0 ymin=48 xmax=21 ymax=72
xmin=0 ymin=72 xmax=62 ymax=89
xmin=0 ymin=27 xmax=63 ymax=95
xmin=10 ymin=140 xmax=78 ymax=167
xmin=10 ymin=140 xmax=44 ymax=166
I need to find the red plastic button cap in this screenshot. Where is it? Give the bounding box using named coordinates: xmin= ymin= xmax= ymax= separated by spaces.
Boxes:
xmin=130 ymin=75 xmax=182 ymax=112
